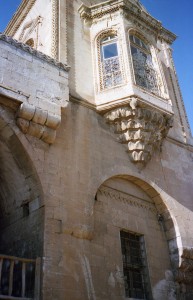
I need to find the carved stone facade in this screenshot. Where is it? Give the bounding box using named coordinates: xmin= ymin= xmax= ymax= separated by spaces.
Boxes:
xmin=0 ymin=1 xmax=193 ymax=300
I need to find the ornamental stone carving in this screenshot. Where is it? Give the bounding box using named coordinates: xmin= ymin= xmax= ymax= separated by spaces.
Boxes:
xmin=16 ymin=103 xmax=61 ymax=144
xmin=104 ymin=98 xmax=173 ymax=165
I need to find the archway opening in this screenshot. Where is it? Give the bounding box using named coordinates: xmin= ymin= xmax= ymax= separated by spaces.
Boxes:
xmin=0 ymin=115 xmax=44 ymax=259
xmin=92 ymin=175 xmax=179 ymax=299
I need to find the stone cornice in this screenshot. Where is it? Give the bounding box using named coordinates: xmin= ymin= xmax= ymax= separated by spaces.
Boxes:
xmin=4 ymin=0 xmax=36 ymax=36
xmin=79 ymin=0 xmax=176 ymax=44
xmin=0 ymin=33 xmax=70 ymax=72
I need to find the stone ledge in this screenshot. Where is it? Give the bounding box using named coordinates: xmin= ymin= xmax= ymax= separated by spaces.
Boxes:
xmin=0 ymin=33 xmax=70 ymax=72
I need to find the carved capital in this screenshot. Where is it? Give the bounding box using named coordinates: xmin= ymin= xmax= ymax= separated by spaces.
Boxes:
xmin=16 ymin=103 xmax=61 ymax=144
xmin=104 ymin=99 xmax=173 ymax=165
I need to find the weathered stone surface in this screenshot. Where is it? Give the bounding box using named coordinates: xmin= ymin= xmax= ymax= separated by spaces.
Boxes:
xmin=0 ymin=0 xmax=193 ymax=300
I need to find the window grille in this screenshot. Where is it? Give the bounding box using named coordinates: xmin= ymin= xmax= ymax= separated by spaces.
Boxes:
xmin=130 ymin=34 xmax=158 ymax=95
xmin=100 ymin=35 xmax=122 ymax=89
xmin=120 ymin=231 xmax=151 ymax=299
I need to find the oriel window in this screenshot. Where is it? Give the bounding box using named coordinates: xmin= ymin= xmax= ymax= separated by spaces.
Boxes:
xmin=120 ymin=231 xmax=151 ymax=299
xmin=129 ymin=34 xmax=158 ymax=94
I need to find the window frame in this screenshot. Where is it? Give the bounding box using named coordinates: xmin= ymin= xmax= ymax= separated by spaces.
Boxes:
xmin=95 ymin=30 xmax=125 ymax=92
xmin=101 ymin=35 xmax=119 ymax=61
xmin=128 ymin=32 xmax=159 ymax=96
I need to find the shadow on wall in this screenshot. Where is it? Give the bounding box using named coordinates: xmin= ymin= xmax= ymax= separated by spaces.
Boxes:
xmin=0 ymin=109 xmax=44 ymax=259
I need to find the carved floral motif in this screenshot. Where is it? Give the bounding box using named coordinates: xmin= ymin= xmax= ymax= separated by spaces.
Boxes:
xmin=104 ymin=98 xmax=173 ymax=165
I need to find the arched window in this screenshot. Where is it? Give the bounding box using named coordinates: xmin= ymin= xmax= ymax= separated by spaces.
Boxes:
xmin=99 ymin=34 xmax=122 ymax=90
xmin=130 ymin=34 xmax=158 ymax=94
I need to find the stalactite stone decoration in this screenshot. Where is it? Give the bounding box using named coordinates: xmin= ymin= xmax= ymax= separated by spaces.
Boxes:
xmin=104 ymin=98 xmax=173 ymax=165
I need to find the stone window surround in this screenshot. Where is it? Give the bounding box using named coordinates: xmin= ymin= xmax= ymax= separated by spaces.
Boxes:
xmin=95 ymin=28 xmax=126 ymax=93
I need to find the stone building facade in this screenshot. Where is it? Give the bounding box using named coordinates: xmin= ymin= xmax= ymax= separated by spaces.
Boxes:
xmin=0 ymin=0 xmax=193 ymax=299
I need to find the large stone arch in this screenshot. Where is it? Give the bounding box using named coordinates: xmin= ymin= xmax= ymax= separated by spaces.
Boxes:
xmin=0 ymin=106 xmax=44 ymax=259
xmin=90 ymin=174 xmax=181 ymax=299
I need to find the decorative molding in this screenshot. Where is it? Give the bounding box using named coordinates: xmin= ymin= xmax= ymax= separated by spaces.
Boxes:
xmin=16 ymin=103 xmax=61 ymax=144
xmin=0 ymin=33 xmax=70 ymax=72
xmin=51 ymin=0 xmax=59 ymax=59
xmin=98 ymin=185 xmax=156 ymax=213
xmin=104 ymin=97 xmax=173 ymax=165
xmin=78 ymin=0 xmax=176 ymax=44
xmin=5 ymin=0 xmax=37 ymax=36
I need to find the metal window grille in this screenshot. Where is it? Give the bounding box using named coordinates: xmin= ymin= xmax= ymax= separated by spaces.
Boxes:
xmin=100 ymin=35 xmax=123 ymax=89
xmin=120 ymin=231 xmax=149 ymax=299
xmin=130 ymin=35 xmax=159 ymax=95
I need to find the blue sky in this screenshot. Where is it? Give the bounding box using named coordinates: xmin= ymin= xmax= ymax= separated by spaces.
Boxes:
xmin=0 ymin=0 xmax=193 ymax=133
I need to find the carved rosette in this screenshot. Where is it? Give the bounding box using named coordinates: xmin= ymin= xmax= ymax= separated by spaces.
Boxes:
xmin=104 ymin=99 xmax=173 ymax=165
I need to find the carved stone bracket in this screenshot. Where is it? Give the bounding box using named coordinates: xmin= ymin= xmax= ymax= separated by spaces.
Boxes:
xmin=104 ymin=98 xmax=173 ymax=165
xmin=16 ymin=103 xmax=61 ymax=144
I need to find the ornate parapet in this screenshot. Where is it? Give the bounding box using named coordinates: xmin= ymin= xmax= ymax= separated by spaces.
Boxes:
xmin=104 ymin=98 xmax=173 ymax=165
xmin=16 ymin=103 xmax=61 ymax=144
